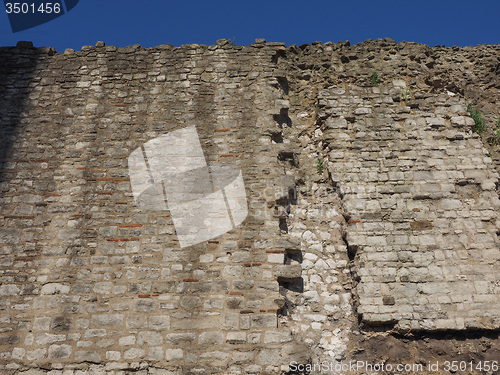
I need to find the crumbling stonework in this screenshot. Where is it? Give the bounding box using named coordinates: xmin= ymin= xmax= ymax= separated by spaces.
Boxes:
xmin=0 ymin=38 xmax=499 ymax=374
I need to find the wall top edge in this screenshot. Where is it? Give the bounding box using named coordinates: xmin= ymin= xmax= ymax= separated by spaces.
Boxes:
xmin=1 ymin=38 xmax=498 ymax=57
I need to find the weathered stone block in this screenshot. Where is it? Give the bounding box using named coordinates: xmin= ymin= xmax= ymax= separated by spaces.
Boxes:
xmin=138 ymin=331 xmax=163 ymax=346
xmin=48 ymin=344 xmax=72 ymax=358
xmin=26 ymin=348 xmax=47 ymax=361
xmin=0 ymin=229 xmax=20 ymax=244
xmin=149 ymin=315 xmax=170 ymax=330
xmin=198 ymin=331 xmax=224 ymax=345
xmin=75 ymin=350 xmax=101 ymax=363
xmin=84 ymin=329 xmax=107 ymax=338
xmin=273 ymin=264 xmax=302 ymax=280
xmin=119 ymin=335 xmax=136 ymax=346
xmin=256 ymin=348 xmax=281 ymax=365
xmin=106 ymin=351 xmax=121 ymax=361
xmin=180 ymin=296 xmax=201 ymax=310
xmin=50 ymin=317 xmax=72 ymax=332
xmin=35 ymin=333 xmax=66 ymax=345
xmin=40 ymin=283 xmax=70 ymax=295
xmin=0 ymin=284 xmax=20 ymax=296
xmin=166 ymin=348 xmax=184 ymax=361
xmin=134 ymin=298 xmax=156 ymax=312
xmin=91 ymin=314 xmax=124 ymax=327
xmin=124 ymin=347 xmax=145 ymax=359
xmin=410 ymin=221 xmax=433 ymax=230
xmin=166 ymin=333 xmax=196 ymax=345
xmin=251 ymin=314 xmax=277 ymax=328
xmin=33 ymin=317 xmax=51 ymax=330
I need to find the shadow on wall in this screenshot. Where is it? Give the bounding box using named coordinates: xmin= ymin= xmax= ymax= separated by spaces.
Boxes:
xmin=0 ymin=42 xmax=41 ymax=184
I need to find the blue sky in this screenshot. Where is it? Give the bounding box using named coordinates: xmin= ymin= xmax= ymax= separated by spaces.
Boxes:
xmin=1 ymin=0 xmax=499 ymax=51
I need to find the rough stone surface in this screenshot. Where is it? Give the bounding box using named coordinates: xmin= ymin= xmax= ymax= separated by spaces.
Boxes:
xmin=0 ymin=39 xmax=499 ymax=374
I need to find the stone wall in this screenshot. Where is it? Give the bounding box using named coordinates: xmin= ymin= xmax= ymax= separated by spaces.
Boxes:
xmin=322 ymin=85 xmax=500 ymax=330
xmin=0 ymin=38 xmax=499 ymax=374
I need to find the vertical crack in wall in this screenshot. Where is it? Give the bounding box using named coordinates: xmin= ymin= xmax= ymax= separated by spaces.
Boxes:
xmin=272 ymin=48 xmax=357 ymax=372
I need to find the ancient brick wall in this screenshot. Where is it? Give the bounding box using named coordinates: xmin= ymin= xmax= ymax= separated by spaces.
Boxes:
xmin=0 ymin=39 xmax=308 ymax=374
xmin=0 ymin=39 xmax=499 ymax=374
